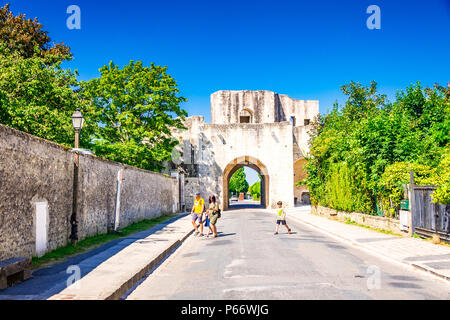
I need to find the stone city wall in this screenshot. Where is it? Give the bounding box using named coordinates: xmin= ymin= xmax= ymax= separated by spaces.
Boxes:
xmin=0 ymin=124 xmax=179 ymax=260
xmin=211 ymin=90 xmax=318 ymax=126
xmin=293 ymin=125 xmax=312 ymax=159
xmin=184 ymin=177 xmax=200 ymax=212
xmin=294 ymin=159 xmax=309 ymax=204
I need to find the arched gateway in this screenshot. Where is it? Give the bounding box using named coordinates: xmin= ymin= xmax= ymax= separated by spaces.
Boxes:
xmin=223 ymin=156 xmax=269 ymax=210
xmin=168 ymin=90 xmax=319 ymax=211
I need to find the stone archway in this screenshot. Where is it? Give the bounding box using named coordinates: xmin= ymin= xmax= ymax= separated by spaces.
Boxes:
xmin=222 ymin=156 xmax=269 ymax=210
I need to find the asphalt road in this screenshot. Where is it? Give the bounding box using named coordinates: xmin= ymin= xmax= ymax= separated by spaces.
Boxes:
xmin=126 ymin=207 xmax=450 ymax=300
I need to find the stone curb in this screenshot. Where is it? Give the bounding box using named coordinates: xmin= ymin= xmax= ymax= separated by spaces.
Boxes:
xmin=105 ymin=228 xmax=195 ymax=300
xmin=281 ymin=210 xmax=450 ymax=284
xmin=49 ymin=215 xmax=195 ymax=300
xmin=411 ymin=263 xmax=450 ymax=282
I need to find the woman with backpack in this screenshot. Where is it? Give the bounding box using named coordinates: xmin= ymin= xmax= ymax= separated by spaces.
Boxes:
xmin=207 ymin=195 xmax=221 ymax=238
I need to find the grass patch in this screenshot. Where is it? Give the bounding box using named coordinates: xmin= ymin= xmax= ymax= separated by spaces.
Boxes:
xmin=31 ymin=214 xmax=176 ymax=269
xmin=412 ymin=233 xmax=422 ymax=239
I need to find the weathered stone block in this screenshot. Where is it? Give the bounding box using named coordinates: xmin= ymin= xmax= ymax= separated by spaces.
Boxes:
xmin=0 ymin=257 xmax=31 ymax=289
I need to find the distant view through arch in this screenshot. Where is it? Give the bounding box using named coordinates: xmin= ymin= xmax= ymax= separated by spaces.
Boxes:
xmin=223 ymin=156 xmax=269 ymax=210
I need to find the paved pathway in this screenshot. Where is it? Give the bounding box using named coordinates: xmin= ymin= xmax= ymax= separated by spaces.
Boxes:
xmin=0 ymin=214 xmax=191 ymax=300
xmin=287 ymin=205 xmax=450 ymax=281
xmin=49 ymin=215 xmax=193 ymax=300
xmin=126 ymin=207 xmax=450 ymax=300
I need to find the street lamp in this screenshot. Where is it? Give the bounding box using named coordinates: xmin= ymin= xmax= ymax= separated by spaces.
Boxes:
xmin=70 ymin=108 xmax=84 ymax=246
xmin=71 ymin=108 xmax=85 ymax=148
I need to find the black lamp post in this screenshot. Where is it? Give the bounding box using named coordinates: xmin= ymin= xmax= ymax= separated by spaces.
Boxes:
xmin=70 ymin=108 xmax=84 ymax=245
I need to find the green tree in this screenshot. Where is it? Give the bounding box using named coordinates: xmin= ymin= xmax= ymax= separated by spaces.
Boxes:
xmin=0 ymin=5 xmax=82 ymax=145
xmin=305 ymin=81 xmax=449 ymax=215
xmin=0 ymin=46 xmax=85 ymax=145
xmin=249 ymin=180 xmax=261 ymax=200
xmin=80 ymin=60 xmax=187 ymax=171
xmin=229 ymin=168 xmax=249 ymax=194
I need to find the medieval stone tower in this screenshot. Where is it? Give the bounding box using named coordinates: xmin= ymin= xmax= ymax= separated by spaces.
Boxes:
xmin=170 ymin=90 xmax=319 ymax=210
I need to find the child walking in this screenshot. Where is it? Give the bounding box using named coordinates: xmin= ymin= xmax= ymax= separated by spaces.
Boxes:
xmin=204 ymin=211 xmax=213 ymax=238
xmin=274 ymin=201 xmax=292 ymax=235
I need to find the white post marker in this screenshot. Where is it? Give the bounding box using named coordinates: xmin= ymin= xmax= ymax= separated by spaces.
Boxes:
xmin=114 ymin=169 xmax=124 ymax=231
xmin=35 ymin=201 xmax=48 ymax=257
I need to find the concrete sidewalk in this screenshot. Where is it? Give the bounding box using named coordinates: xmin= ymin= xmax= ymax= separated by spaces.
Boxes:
xmin=283 ymin=205 xmax=450 ymax=282
xmin=49 ymin=214 xmax=194 ymax=300
xmin=0 ymin=214 xmax=193 ymax=300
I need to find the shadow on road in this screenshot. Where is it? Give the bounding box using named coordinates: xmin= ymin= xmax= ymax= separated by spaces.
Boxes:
xmin=216 ymin=232 xmax=236 ymax=238
xmin=0 ymin=214 xmax=188 ymax=300
xmin=227 ymin=203 xmax=265 ymax=210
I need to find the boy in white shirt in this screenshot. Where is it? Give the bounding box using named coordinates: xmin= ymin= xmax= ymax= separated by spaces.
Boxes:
xmin=274 ymin=201 xmax=292 ymax=235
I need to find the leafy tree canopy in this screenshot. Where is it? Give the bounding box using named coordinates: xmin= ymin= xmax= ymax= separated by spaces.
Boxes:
xmin=249 ymin=180 xmax=261 ymax=200
xmin=0 ymin=46 xmax=85 ymax=145
xmin=0 ymin=4 xmax=71 ymax=63
xmin=229 ymin=168 xmax=249 ymax=194
xmin=0 ymin=6 xmax=188 ymax=173
xmin=305 ymin=81 xmax=449 ymax=215
xmin=80 ymin=60 xmax=188 ymax=171
xmin=0 ymin=4 xmax=80 ymax=145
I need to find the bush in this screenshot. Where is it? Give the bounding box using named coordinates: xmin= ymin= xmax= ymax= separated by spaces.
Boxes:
xmin=379 ymin=162 xmax=436 ymax=216
xmin=305 ymin=82 xmax=449 ymax=215
xmin=249 ymin=181 xmax=261 ymax=200
xmin=432 ymin=147 xmax=450 ymax=204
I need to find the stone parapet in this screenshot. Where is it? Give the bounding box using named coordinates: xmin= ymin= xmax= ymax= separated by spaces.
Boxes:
xmin=311 ymin=205 xmax=403 ymax=235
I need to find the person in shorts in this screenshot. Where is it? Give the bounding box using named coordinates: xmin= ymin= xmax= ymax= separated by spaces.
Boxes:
xmin=191 ymin=193 xmax=205 ymax=236
xmin=207 ymin=195 xmax=220 ymax=238
xmin=274 ymin=201 xmax=291 ymax=235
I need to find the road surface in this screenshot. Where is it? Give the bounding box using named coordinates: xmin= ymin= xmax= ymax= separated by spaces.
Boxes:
xmin=126 ymin=207 xmax=450 ymax=300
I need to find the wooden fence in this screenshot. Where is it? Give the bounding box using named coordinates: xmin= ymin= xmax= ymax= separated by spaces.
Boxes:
xmin=411 ymin=184 xmax=450 ymax=242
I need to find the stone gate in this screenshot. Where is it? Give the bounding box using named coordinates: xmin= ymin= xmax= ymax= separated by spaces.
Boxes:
xmin=169 ymin=90 xmax=319 ymax=210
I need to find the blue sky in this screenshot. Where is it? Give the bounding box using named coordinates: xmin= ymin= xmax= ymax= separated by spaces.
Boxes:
xmin=6 ymin=0 xmax=450 ymax=184
xmin=7 ymin=0 xmax=450 ymax=120
xmin=244 ymin=167 xmax=260 ymax=187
